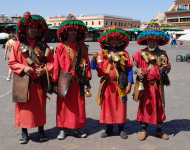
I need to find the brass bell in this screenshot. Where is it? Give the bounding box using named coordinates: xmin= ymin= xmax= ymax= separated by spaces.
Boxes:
xmin=33 ymin=48 xmax=40 ymax=56
xmin=19 ymin=46 xmax=28 ymax=53
xmin=140 ymin=51 xmax=149 ymax=63
xmin=107 ymin=54 xmax=112 ymax=60
xmin=118 ymin=51 xmax=124 ymax=56
xmin=45 ymin=48 xmax=50 ymax=57
xmin=120 ymin=60 xmax=125 ymax=66
xmin=121 ymin=56 xmax=127 ymax=61
xmin=138 ymin=81 xmax=144 ymax=91
xmin=112 ymin=56 xmax=120 ymax=62
xmin=26 ymin=57 xmax=34 ymax=65
xmin=85 ymin=90 xmax=92 ymax=97
xmin=97 ymin=54 xmax=103 ymax=63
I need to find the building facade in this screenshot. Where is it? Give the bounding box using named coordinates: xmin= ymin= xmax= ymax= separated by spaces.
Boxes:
xmin=46 ymin=14 xmax=141 ymax=29
xmin=161 ymin=0 xmax=190 ymax=29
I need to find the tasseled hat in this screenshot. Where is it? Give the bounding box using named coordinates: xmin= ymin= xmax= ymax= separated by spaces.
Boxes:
xmin=137 ymin=19 xmax=170 ymax=46
xmin=98 ymin=26 xmax=130 ymax=50
xmin=57 ymin=14 xmax=88 ymax=42
xmin=16 ymin=12 xmax=48 ymax=41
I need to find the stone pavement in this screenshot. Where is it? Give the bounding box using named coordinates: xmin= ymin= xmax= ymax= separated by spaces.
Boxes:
xmin=0 ymin=41 xmax=190 ymax=150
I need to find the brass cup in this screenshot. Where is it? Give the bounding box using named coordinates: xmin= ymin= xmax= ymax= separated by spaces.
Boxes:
xmin=120 ymin=60 xmax=125 ymax=65
xmin=45 ymin=48 xmax=50 ymax=57
xmin=85 ymin=90 xmax=92 ymax=97
xmin=112 ymin=56 xmax=120 ymax=62
xmin=103 ymin=49 xmax=108 ymax=54
xmin=19 ymin=46 xmax=28 ymax=53
xmin=148 ymin=54 xmax=156 ymax=61
xmin=121 ymin=56 xmax=127 ymax=61
xmin=107 ymin=54 xmax=112 ymax=60
xmin=33 ymin=48 xmax=40 ymax=56
xmin=26 ymin=57 xmax=34 ymax=65
xmin=156 ymin=57 xmax=162 ymax=66
xmin=118 ymin=51 xmax=124 ymax=56
xmin=140 ymin=51 xmax=149 ymax=63
xmin=160 ymin=55 xmax=167 ymax=65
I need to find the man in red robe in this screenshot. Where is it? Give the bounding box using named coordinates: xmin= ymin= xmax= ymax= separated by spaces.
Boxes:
xmin=91 ymin=27 xmax=134 ymax=139
xmin=133 ymin=20 xmax=171 ymax=141
xmin=8 ymin=12 xmax=53 ymax=144
xmin=52 ymin=14 xmax=91 ymax=140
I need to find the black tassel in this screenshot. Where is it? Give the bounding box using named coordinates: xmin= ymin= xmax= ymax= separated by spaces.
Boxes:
xmin=162 ymin=73 xmax=170 ymax=86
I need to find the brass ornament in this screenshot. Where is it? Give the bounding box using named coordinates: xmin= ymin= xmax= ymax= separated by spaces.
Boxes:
xmin=112 ymin=55 xmax=120 ymax=62
xmin=140 ymin=51 xmax=149 ymax=63
xmin=45 ymin=48 xmax=51 ymax=57
xmin=121 ymin=56 xmax=127 ymax=61
xmin=33 ymin=48 xmax=40 ymax=56
xmin=107 ymin=54 xmax=112 ymax=60
xmin=26 ymin=57 xmax=34 ymax=65
xmin=19 ymin=46 xmax=28 ymax=53
xmin=148 ymin=54 xmax=156 ymax=61
xmin=97 ymin=54 xmax=103 ymax=63
xmin=85 ymin=90 xmax=92 ymax=97
xmin=118 ymin=51 xmax=124 ymax=56
xmin=138 ymin=81 xmax=144 ymax=91
xmin=120 ymin=60 xmax=125 ymax=65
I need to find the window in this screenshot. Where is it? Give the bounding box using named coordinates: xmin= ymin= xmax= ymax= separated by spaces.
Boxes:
xmin=111 ymin=22 xmax=112 ymax=25
xmin=128 ymin=23 xmax=130 ymax=27
xmin=86 ymin=22 xmax=88 ymax=25
xmin=131 ymin=24 xmax=132 ymax=27
xmin=59 ymin=23 xmax=60 ymax=25
xmin=99 ymin=21 xmax=101 ymax=25
xmin=121 ymin=23 xmax=122 ymax=26
xmin=138 ymin=26 xmax=139 ymax=28
xmin=167 ymin=18 xmax=178 ymax=23
xmin=54 ymin=23 xmax=56 ymax=26
xmin=134 ymin=25 xmax=136 ymax=28
xmin=106 ymin=21 xmax=108 ymax=25
xmin=124 ymin=23 xmax=126 ymax=26
xmin=92 ymin=21 xmax=94 ymax=25
xmin=115 ymin=22 xmax=117 ymax=26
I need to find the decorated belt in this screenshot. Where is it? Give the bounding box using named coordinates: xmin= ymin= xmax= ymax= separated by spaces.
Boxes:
xmin=147 ymin=80 xmax=158 ymax=90
xmin=29 ymin=78 xmax=39 ymax=84
xmin=70 ymin=78 xmax=78 ymax=82
xmin=106 ymin=78 xmax=117 ymax=82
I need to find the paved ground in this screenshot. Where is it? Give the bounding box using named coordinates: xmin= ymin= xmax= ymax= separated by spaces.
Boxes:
xmin=0 ymin=41 xmax=190 ymax=150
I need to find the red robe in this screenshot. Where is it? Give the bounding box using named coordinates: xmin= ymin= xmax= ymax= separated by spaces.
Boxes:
xmin=52 ymin=40 xmax=92 ymax=129
xmin=96 ymin=51 xmax=133 ymax=124
xmin=133 ymin=49 xmax=171 ymax=124
xmin=8 ymin=39 xmax=54 ymax=128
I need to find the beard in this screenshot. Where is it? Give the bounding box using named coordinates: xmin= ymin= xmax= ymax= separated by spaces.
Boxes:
xmin=148 ymin=45 xmax=157 ymax=51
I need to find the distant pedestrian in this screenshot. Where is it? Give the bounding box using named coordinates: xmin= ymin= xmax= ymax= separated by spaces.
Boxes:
xmin=170 ymin=33 xmax=173 ymax=47
xmin=4 ymin=33 xmax=16 ymax=81
xmin=172 ymin=33 xmax=178 ymax=47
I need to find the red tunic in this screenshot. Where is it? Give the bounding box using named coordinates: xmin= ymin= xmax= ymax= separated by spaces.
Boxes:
xmin=96 ymin=51 xmax=133 ymax=124
xmin=52 ymin=40 xmax=92 ymax=129
xmin=8 ymin=39 xmax=54 ymax=128
xmin=133 ymin=50 xmax=171 ymax=124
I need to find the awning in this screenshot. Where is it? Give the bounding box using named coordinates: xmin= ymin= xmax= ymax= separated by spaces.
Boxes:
xmin=48 ymin=26 xmax=58 ymax=29
xmin=123 ymin=28 xmax=139 ymax=32
xmin=5 ymin=24 xmax=17 ymax=28
xmin=162 ymin=28 xmax=184 ymax=31
xmin=87 ymin=27 xmax=101 ymax=31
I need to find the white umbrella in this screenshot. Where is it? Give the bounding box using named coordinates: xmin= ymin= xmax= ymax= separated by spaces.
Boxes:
xmin=0 ymin=33 xmax=9 ymax=39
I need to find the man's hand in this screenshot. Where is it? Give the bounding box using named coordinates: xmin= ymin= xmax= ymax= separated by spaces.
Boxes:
xmin=136 ymin=68 xmax=144 ymax=79
xmin=125 ymin=83 xmax=132 ymax=94
xmin=93 ymin=52 xmax=99 ymax=63
xmin=24 ymin=66 xmax=34 ymax=76
xmin=161 ymin=65 xmax=170 ymax=72
xmin=35 ymin=68 xmax=46 ymax=76
xmin=86 ymin=84 xmax=91 ymax=91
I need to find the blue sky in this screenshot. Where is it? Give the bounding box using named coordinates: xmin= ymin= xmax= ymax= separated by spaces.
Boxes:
xmin=1 ymin=0 xmax=175 ymax=22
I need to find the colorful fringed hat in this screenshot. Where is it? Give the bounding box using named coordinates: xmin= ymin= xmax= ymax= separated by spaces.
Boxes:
xmin=137 ymin=19 xmax=170 ymax=46
xmin=57 ymin=14 xmax=88 ymax=42
xmin=16 ymin=12 xmax=48 ymax=41
xmin=98 ymin=26 xmax=130 ymax=50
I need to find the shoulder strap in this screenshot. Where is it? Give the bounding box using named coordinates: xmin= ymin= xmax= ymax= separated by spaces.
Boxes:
xmin=64 ymin=41 xmax=75 ymax=60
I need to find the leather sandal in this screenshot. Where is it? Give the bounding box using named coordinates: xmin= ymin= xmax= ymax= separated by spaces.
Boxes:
xmin=156 ymin=131 xmax=169 ymax=140
xmin=138 ymin=132 xmax=147 ymax=141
